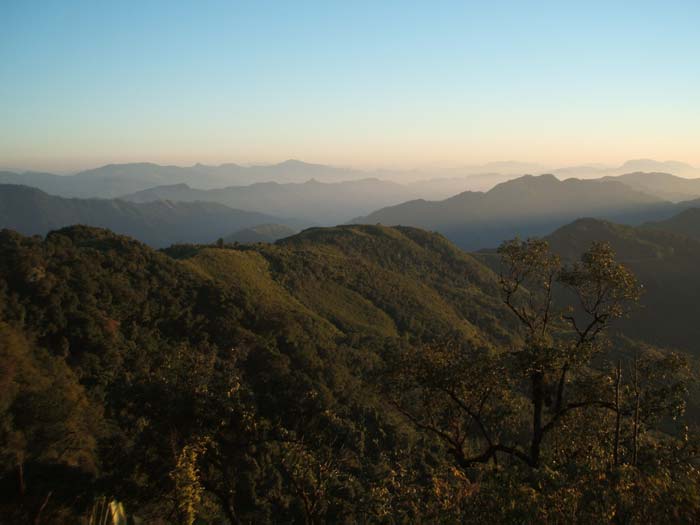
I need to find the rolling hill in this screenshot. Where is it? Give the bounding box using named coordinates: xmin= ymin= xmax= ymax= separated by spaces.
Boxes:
xmin=0 ymin=184 xmax=292 ymax=247
xmin=2 ymin=220 xmax=699 ymax=521
xmin=223 ymin=223 xmax=297 ymax=243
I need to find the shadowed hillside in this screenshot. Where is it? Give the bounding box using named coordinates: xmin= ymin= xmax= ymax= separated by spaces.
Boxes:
xmin=122 ymin=178 xmax=420 ymax=224
xmin=0 ymin=184 xmax=292 ymax=247
xmin=643 ymin=207 xmax=700 ymax=240
xmin=545 ymin=217 xmax=700 ymax=353
xmin=356 ymin=174 xmax=679 ymax=249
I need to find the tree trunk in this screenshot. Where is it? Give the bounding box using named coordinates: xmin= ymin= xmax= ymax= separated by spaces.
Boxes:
xmin=17 ymin=461 xmax=25 ymax=497
xmin=632 ymin=358 xmax=640 ymax=466
xmin=530 ymin=371 xmax=544 ymax=467
xmin=223 ymin=499 xmax=241 ymax=525
xmin=613 ymin=360 xmax=622 ymax=467
xmin=33 ymin=490 xmax=52 ymax=525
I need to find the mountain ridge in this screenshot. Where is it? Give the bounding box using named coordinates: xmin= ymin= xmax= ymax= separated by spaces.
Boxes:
xmin=4 ymin=158 xmax=699 ymax=201
xmin=121 ymin=178 xmax=421 ymax=224
xmin=0 ymin=184 xmax=293 ymax=247
xmin=354 ymin=174 xmax=678 ymax=249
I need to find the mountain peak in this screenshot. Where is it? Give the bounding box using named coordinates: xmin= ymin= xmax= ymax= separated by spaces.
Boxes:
xmin=278 ymin=159 xmax=310 ymax=167
xmin=489 ymin=173 xmax=559 ymax=192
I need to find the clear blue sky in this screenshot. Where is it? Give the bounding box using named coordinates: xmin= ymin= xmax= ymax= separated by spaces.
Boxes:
xmin=1 ymin=0 xmax=698 ymax=171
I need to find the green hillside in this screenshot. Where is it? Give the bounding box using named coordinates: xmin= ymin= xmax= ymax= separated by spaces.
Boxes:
xmin=0 ymin=224 xmax=697 ymax=523
xmin=172 ymin=224 xmax=515 ymax=345
xmin=223 ymin=223 xmax=298 ymax=244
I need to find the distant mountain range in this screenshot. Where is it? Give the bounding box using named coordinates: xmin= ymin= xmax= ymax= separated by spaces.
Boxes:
xmin=121 ymin=178 xmax=421 ymax=224
xmin=0 ymin=160 xmax=552 ymax=202
xmin=4 ymin=160 xmax=700 ymax=251
xmin=0 ymin=185 xmax=293 ymax=247
xmin=598 ymin=172 xmax=700 ymax=202
xmin=0 ymin=160 xmax=378 ymax=199
xmin=3 ymin=159 xmax=698 ymax=201
xmin=548 ymin=159 xmax=700 ymax=180
xmin=354 ymin=174 xmax=699 ymax=249
xmin=431 ymin=159 xmax=700 ymax=189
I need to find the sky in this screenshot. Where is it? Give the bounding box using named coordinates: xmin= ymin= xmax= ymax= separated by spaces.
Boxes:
xmin=1 ymin=0 xmax=699 ymax=172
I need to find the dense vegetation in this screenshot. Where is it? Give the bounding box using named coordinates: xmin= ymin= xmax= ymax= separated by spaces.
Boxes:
xmin=0 ymin=224 xmax=698 ymax=523
xmin=223 ymin=224 xmax=298 ymax=244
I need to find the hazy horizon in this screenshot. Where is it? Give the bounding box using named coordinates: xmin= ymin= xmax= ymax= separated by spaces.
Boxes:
xmin=2 ymin=157 xmax=699 ymax=178
xmin=3 ymin=1 xmax=699 ymax=172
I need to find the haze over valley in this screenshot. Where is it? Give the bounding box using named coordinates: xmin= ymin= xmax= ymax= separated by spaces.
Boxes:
xmin=3 ymin=158 xmax=700 ymax=249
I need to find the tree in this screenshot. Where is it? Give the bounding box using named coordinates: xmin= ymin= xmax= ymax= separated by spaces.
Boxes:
xmin=385 ymin=240 xmax=643 ymax=471
xmin=498 ymin=239 xmax=641 ymax=467
xmin=382 ymin=239 xmax=700 ymax=521
xmin=0 ymin=323 xmax=102 ymax=524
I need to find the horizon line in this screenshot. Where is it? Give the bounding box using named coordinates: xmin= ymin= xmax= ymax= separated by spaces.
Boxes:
xmin=2 ymin=157 xmax=699 ymax=176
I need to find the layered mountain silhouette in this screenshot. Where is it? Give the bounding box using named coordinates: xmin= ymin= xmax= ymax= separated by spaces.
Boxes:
xmin=7 ymin=173 xmax=700 ymax=251
xmin=0 ymin=160 xmax=372 ymax=198
xmin=434 ymin=159 xmax=700 ymax=188
xmin=600 ymin=172 xmax=700 ymax=202
xmin=4 ymin=159 xmax=698 ymax=203
xmin=550 ymin=159 xmax=700 ymax=180
xmin=121 ymin=178 xmax=420 ymax=224
xmin=354 ymin=174 xmax=688 ymax=249
xmin=0 ymin=184 xmax=292 ymax=247
xmin=6 ymin=161 xmax=700 ymax=251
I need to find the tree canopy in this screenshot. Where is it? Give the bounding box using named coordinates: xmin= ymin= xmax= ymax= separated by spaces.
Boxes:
xmin=0 ymin=225 xmax=698 ymax=523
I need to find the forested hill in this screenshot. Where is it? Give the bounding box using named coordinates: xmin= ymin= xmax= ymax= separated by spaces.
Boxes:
xmin=0 ymin=224 xmax=517 ymax=522
xmin=1 ymin=224 xmax=698 ymax=523
xmin=223 ymin=223 xmax=297 ymax=243
xmin=171 ymin=224 xmax=516 ymax=345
